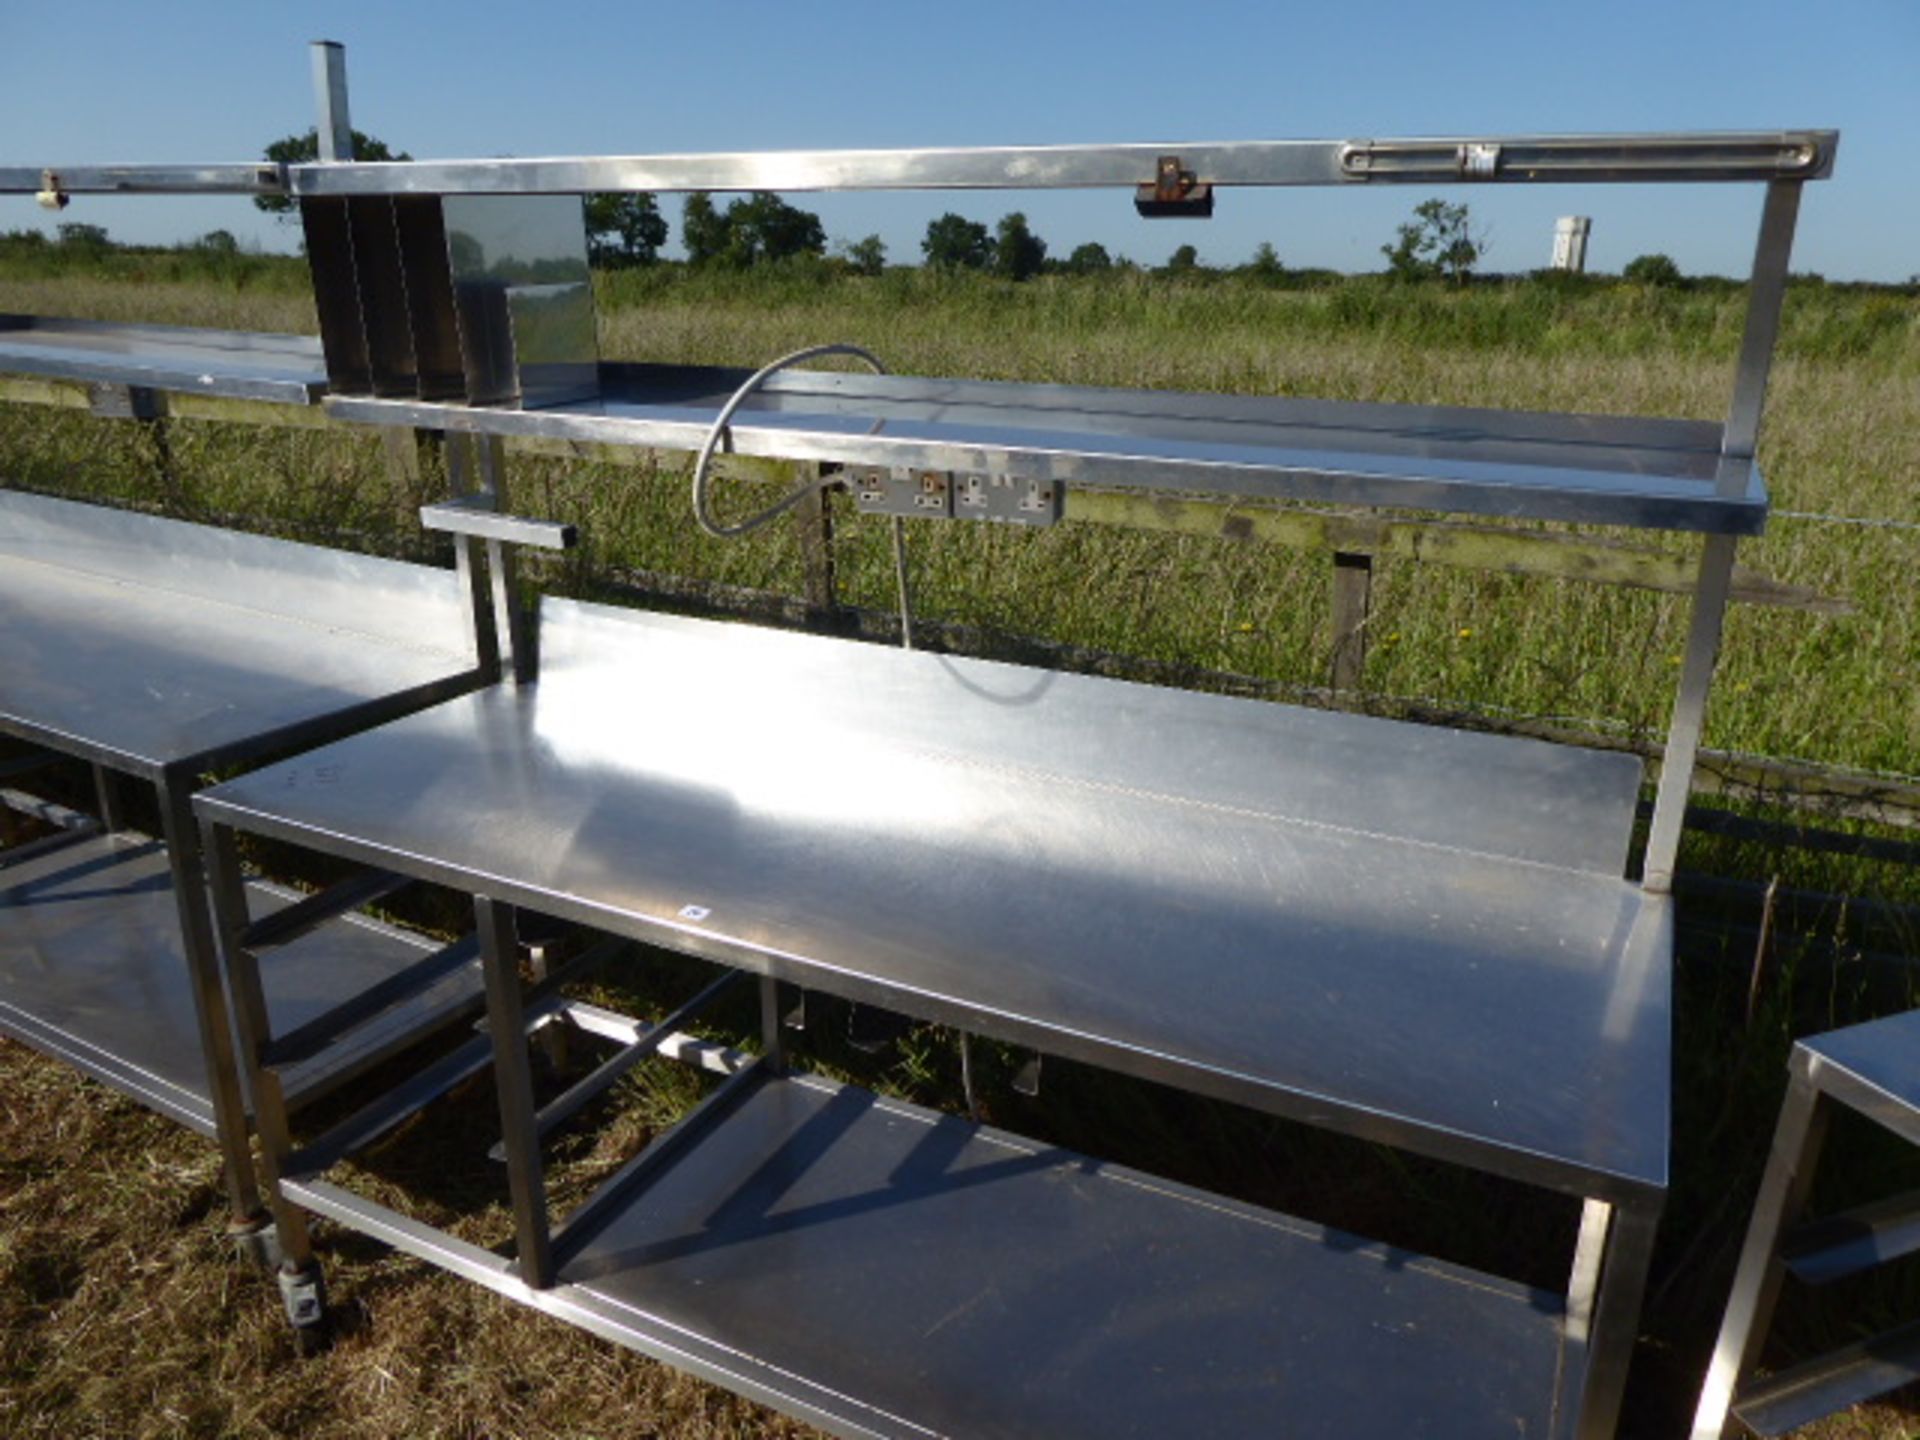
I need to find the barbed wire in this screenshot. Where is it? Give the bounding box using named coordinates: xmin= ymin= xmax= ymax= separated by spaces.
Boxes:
xmin=1775 ymin=509 xmax=1920 ymax=533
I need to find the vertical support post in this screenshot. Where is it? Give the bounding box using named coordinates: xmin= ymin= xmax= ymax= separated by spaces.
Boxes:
xmin=1723 ymin=182 xmax=1803 ymax=465
xmin=92 ymin=764 xmax=126 ymax=833
xmin=792 ymin=464 xmax=838 ymax=619
xmin=1329 ymin=550 xmax=1373 ymax=693
xmin=759 ymin=975 xmax=786 ymax=1074
xmin=202 ymin=817 xmax=313 ymax=1265
xmin=1574 ymin=1193 xmax=1663 ymax=1440
xmin=156 ymin=780 xmax=261 ymax=1226
xmin=443 ymin=431 xmax=502 ymax=681
xmin=309 ymin=41 xmax=353 ymax=163
xmin=1643 ymin=533 xmax=1737 ymax=892
xmin=1689 ymin=1066 xmax=1831 ymax=1439
xmin=476 ymin=895 xmax=554 ymax=1288
xmin=473 ymin=434 xmax=535 ymax=684
xmin=1644 ymin=180 xmax=1802 ymax=894
xmin=1564 ymin=1198 xmax=1613 ymax=1345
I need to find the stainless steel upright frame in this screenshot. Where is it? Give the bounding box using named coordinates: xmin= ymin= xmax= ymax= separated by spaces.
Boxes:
xmin=4 ymin=63 xmax=1833 ymax=1436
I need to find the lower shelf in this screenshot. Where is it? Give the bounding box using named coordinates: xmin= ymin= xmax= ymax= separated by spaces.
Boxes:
xmin=0 ymin=832 xmax=482 ymax=1133
xmin=304 ymin=1068 xmax=1578 ymax=1439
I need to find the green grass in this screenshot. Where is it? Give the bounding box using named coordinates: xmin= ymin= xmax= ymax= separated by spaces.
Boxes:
xmin=2 ymin=263 xmax=1919 ymax=1437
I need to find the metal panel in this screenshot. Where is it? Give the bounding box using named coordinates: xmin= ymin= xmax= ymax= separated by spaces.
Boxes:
xmin=266 ymin=130 xmax=1837 ymax=197
xmin=197 ymin=600 xmax=1669 ymax=1199
xmin=327 ymin=363 xmax=1767 ymax=535
xmin=0 ymin=314 xmax=324 ymax=403
xmin=346 ymin=197 xmax=419 ymax=397
xmin=0 ymin=490 xmax=480 ymax=775
xmin=441 ymin=195 xmax=598 ymax=408
xmin=392 ymin=196 xmax=467 ymax=401
xmin=0 ymin=831 xmax=482 ymax=1130
xmin=302 ymin=198 xmax=371 ymax=395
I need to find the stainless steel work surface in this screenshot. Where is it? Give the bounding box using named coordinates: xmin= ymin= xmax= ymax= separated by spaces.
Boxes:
xmin=0 ymin=832 xmax=482 ymax=1131
xmin=0 ymin=489 xmax=479 ymax=775
xmin=331 ymin=361 xmax=1765 ymax=534
xmin=201 ymin=601 xmax=1669 ymax=1194
xmin=1803 ymin=1009 xmax=1920 ymax=1113
xmin=0 ymin=316 xmax=324 ymax=403
xmin=552 ymin=1070 xmax=1569 ymax=1439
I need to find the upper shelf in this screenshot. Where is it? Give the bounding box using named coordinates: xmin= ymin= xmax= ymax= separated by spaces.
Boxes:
xmin=334 ymin=361 xmax=1768 ymax=534
xmin=0 ymin=318 xmax=1765 ymax=532
xmin=1 ymin=130 xmax=1838 ymax=197
xmin=0 ymin=315 xmax=325 ymax=404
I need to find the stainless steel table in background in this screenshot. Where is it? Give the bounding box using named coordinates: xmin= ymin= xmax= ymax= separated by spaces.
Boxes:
xmin=0 ymin=488 xmax=488 ymax=1231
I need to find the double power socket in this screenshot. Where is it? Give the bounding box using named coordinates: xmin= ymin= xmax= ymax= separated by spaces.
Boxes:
xmin=848 ymin=466 xmax=1065 ymax=527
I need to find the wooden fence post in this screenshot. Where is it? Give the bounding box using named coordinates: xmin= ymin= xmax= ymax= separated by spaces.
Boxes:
xmin=792 ymin=462 xmax=838 ymax=620
xmin=1330 ymin=550 xmax=1374 ymax=691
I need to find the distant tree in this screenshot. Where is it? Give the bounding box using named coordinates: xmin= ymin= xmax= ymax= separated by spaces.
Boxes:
xmin=1166 ymin=243 xmax=1200 ymax=273
xmin=193 ymin=229 xmax=241 ymax=255
xmin=681 ymin=192 xmax=825 ymax=267
xmin=584 ymin=193 xmax=667 ymax=268
xmin=1065 ymin=241 xmax=1112 ymax=276
xmin=1622 ymin=253 xmax=1683 ymax=287
xmin=729 ymin=192 xmax=825 ymax=264
xmin=56 ymin=222 xmax=110 ymax=251
xmin=922 ymin=212 xmax=992 ymax=270
xmin=682 ymin=194 xmax=730 ymax=266
xmin=993 ymin=211 xmax=1047 ymax=281
xmin=1247 ymin=241 xmax=1284 ymax=279
xmin=843 ymin=234 xmax=887 ymax=276
xmin=255 ymin=129 xmax=410 ymax=218
xmin=1383 ymin=199 xmax=1483 ymax=284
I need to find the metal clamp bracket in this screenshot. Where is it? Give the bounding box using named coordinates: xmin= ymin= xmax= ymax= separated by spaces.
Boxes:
xmin=1135 ymin=155 xmax=1214 ymax=218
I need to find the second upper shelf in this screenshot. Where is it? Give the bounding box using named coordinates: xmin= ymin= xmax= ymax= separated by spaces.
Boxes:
xmin=333 ymin=361 xmax=1765 ymax=534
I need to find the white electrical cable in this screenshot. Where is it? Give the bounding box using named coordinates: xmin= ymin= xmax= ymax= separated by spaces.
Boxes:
xmin=691 ymin=340 xmax=917 ymax=650
xmin=689 ymin=342 xmax=885 ymax=539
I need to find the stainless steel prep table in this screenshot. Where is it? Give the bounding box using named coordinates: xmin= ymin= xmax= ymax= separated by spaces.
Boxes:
xmin=197 ymin=597 xmax=1673 ymax=1437
xmin=0 ymin=487 xmax=488 ymax=1230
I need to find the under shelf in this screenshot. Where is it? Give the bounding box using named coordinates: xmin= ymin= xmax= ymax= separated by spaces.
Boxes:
xmin=293 ymin=1068 xmax=1574 ymax=1440
xmin=0 ymin=315 xmax=324 ymax=404
xmin=330 ymin=360 xmax=1766 ymax=535
xmin=0 ymin=831 xmax=483 ymax=1132
xmin=199 ymin=598 xmax=1672 ymax=1201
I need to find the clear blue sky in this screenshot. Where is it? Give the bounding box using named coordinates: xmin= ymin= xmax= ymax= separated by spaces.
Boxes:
xmin=2 ymin=1 xmax=1914 ymax=281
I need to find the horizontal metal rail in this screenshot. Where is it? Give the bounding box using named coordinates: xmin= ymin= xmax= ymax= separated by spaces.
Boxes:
xmin=421 ymin=494 xmax=577 ymax=551
xmin=261 ymin=933 xmax=480 ymax=1069
xmin=284 ymin=1029 xmax=497 ymax=1178
xmin=551 ymin=1057 xmax=769 ymax=1266
xmin=490 ymin=970 xmax=747 ymax=1160
xmin=0 ymin=131 xmax=1836 ymax=199
xmin=240 ymin=867 xmax=412 ymax=952
xmin=0 ymin=163 xmax=284 ymax=195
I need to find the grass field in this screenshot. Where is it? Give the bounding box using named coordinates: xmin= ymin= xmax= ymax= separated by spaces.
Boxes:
xmin=2 ymin=261 xmax=1918 ymax=1437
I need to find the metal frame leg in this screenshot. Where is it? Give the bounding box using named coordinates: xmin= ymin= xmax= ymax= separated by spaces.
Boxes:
xmin=1574 ymin=1193 xmax=1664 ymax=1440
xmin=92 ymin=764 xmax=127 ymax=833
xmin=476 ymin=895 xmax=553 ymax=1287
xmin=759 ymin=974 xmax=786 ymax=1074
xmin=201 ymin=817 xmax=311 ymax=1265
xmin=1689 ymin=1068 xmax=1832 ymax=1439
xmin=157 ymin=778 xmax=261 ymax=1227
xmin=1643 ymin=533 xmax=1737 ymax=893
